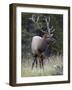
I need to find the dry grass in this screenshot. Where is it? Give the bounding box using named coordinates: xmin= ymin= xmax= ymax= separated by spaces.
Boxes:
xmin=21 ymin=55 xmax=63 ymax=77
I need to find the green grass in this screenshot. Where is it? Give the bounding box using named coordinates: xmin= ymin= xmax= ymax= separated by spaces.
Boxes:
xmin=21 ymin=55 xmax=63 ymax=77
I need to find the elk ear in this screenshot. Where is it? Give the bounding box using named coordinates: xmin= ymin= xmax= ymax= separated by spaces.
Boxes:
xmin=50 ymin=34 xmax=53 ymax=37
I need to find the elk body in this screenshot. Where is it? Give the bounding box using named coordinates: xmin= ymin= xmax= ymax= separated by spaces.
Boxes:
xmin=30 ymin=15 xmax=55 ymax=69
xmin=31 ymin=34 xmax=55 ymax=69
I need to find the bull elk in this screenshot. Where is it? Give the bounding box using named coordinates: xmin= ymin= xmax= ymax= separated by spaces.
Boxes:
xmin=31 ymin=15 xmax=55 ymax=69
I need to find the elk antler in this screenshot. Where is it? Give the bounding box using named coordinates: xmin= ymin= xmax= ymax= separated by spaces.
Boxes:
xmin=30 ymin=15 xmax=55 ymax=35
xmin=45 ymin=16 xmax=55 ymax=37
xmin=36 ymin=15 xmax=40 ymax=23
xmin=31 ymin=14 xmax=40 ymax=23
xmin=31 ymin=14 xmax=36 ymax=23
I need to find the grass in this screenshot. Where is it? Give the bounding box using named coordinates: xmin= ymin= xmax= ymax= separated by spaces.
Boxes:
xmin=21 ymin=55 xmax=63 ymax=77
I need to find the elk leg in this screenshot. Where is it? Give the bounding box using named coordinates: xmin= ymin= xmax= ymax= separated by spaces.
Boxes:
xmin=36 ymin=58 xmax=38 ymax=68
xmin=41 ymin=58 xmax=44 ymax=69
xmin=39 ymin=57 xmax=42 ymax=68
xmin=32 ymin=56 xmax=37 ymax=69
xmin=41 ymin=55 xmax=44 ymax=69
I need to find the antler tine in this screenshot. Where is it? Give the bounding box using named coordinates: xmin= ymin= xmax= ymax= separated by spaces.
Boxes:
xmin=50 ymin=26 xmax=53 ymax=30
xmin=31 ymin=14 xmax=40 ymax=23
xmin=36 ymin=15 xmax=40 ymax=23
xmin=51 ymin=29 xmax=55 ymax=33
xmin=48 ymin=16 xmax=50 ymax=23
xmin=39 ymin=29 xmax=48 ymax=34
xmin=50 ymin=26 xmax=55 ymax=33
xmin=31 ymin=14 xmax=36 ymax=23
xmin=45 ymin=16 xmax=51 ymax=35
